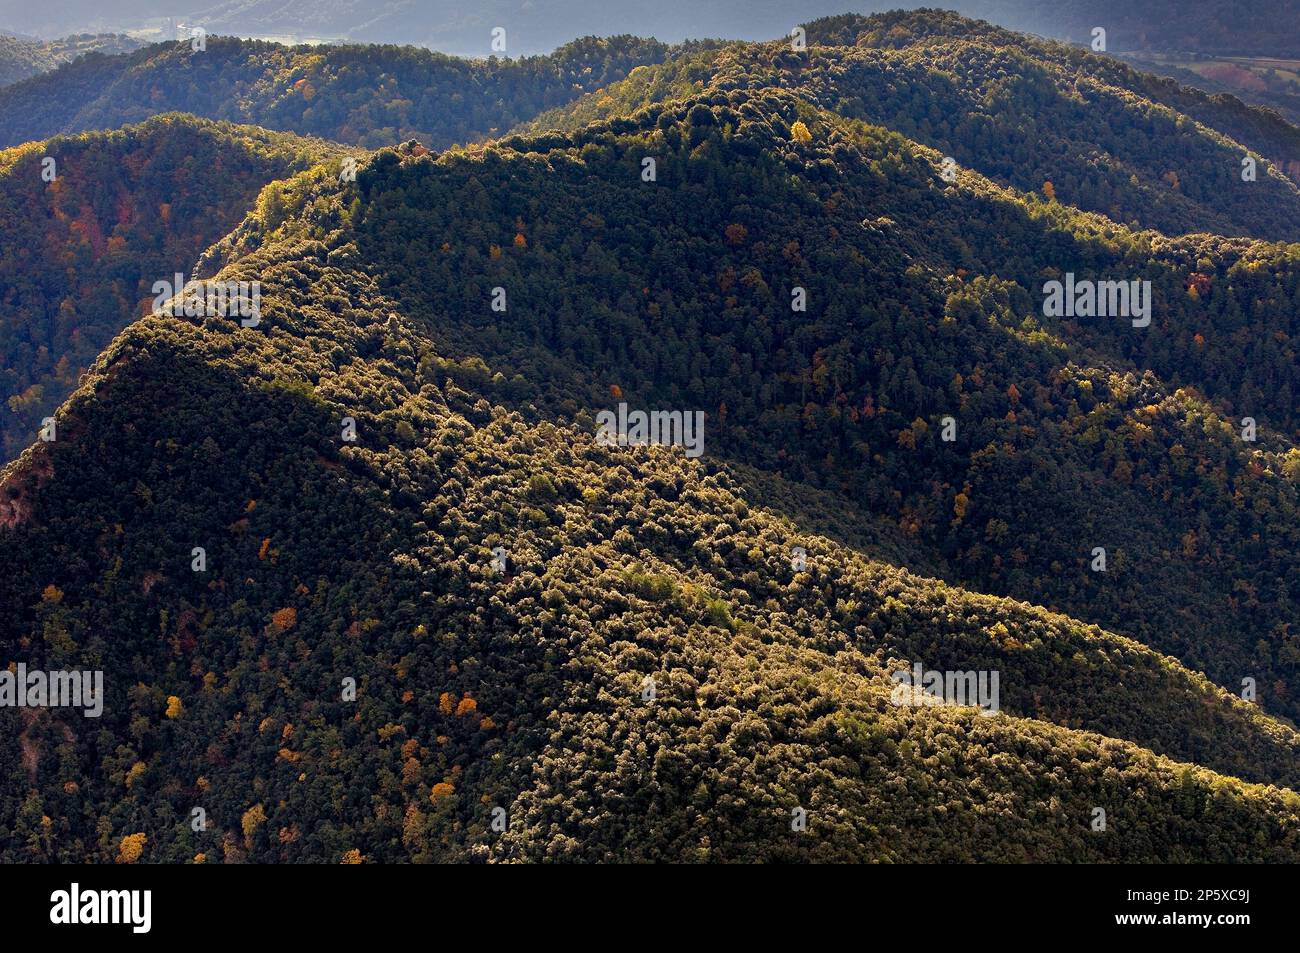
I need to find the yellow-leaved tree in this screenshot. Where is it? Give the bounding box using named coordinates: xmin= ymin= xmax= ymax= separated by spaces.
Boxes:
xmin=117 ymin=833 xmax=146 ymax=864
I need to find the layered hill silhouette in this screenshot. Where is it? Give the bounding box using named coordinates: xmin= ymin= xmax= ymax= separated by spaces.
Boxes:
xmin=0 ymin=34 xmax=683 ymax=150
xmin=3 ymin=11 xmax=1300 ymax=862
xmin=1 ymin=0 xmax=1295 ymax=59
xmin=0 ymin=32 xmax=143 ymax=87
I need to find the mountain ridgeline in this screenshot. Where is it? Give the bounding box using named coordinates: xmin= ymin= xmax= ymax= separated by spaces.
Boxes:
xmin=0 ymin=34 xmax=687 ymax=150
xmin=523 ymin=10 xmax=1300 ymax=238
xmin=0 ymin=0 xmax=1295 ymax=59
xmin=2 ymin=11 xmax=1300 ymax=863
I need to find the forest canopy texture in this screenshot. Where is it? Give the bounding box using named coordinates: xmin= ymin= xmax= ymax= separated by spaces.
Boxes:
xmin=2 ymin=10 xmax=1300 ymax=863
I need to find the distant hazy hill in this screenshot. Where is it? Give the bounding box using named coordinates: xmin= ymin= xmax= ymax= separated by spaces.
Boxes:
xmin=5 ymin=13 xmax=1300 ymax=861
xmin=0 ymin=34 xmax=681 ymax=149
xmin=1116 ymin=51 xmax=1300 ymax=129
xmin=0 ymin=1 xmax=1295 ymax=58
xmin=0 ymin=32 xmax=142 ymax=87
xmin=0 ymin=115 xmax=343 ymax=461
xmin=966 ymin=0 xmax=1300 ymax=58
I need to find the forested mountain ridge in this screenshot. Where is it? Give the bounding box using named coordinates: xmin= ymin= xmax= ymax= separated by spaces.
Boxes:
xmin=0 ymin=114 xmax=348 ymax=461
xmin=0 ymin=34 xmax=693 ymax=150
xmin=819 ymin=9 xmax=1300 ymax=183
xmin=522 ymin=11 xmax=1300 ymax=241
xmin=312 ymin=94 xmax=1300 ymax=727
xmin=4 ymin=56 xmax=1300 ymax=860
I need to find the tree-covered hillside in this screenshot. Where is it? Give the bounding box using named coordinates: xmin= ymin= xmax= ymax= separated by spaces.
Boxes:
xmin=0 ymin=114 xmax=346 ymax=461
xmin=4 ymin=53 xmax=1300 ymax=861
xmin=0 ymin=34 xmax=691 ymax=150
xmin=523 ymin=11 xmax=1300 ymax=240
xmin=348 ymin=94 xmax=1300 ymax=728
